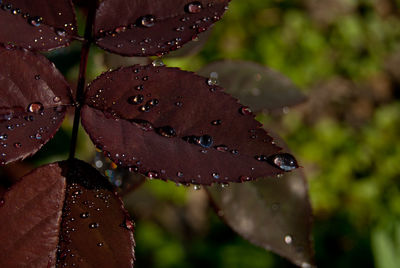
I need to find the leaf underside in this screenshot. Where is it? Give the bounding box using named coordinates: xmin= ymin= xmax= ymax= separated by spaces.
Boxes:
xmin=0 ymin=163 xmax=66 ymax=267
xmin=81 ymin=65 xmax=287 ymax=185
xmin=94 ymin=0 xmax=230 ymax=56
xmin=0 ymin=0 xmax=77 ymax=51
xmin=57 ymin=159 xmax=135 ymax=267
xmin=198 ymin=60 xmax=307 ymax=112
xmin=0 ymin=45 xmax=72 ymax=165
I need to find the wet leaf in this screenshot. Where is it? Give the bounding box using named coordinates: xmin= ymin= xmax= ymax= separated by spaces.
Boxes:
xmin=81 ymin=65 xmax=297 ymax=185
xmin=0 ymin=0 xmax=77 ymax=51
xmin=207 ymin=169 xmax=314 ymax=267
xmin=94 ymin=0 xmax=230 ymax=56
xmin=0 ymin=45 xmax=72 ymax=165
xmin=0 ymin=163 xmax=66 ymax=267
xmin=57 ymin=159 xmax=135 ymax=267
xmin=198 ymin=60 xmax=307 ymax=112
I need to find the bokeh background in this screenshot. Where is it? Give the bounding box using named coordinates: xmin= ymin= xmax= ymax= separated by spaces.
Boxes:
xmin=2 ymin=0 xmax=400 ymax=267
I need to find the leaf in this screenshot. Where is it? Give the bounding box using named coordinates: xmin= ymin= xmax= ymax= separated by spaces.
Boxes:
xmin=94 ymin=0 xmax=230 ymax=56
xmin=166 ymin=29 xmax=212 ymax=58
xmin=0 ymin=163 xmax=66 ymax=267
xmin=57 ymin=159 xmax=135 ymax=267
xmin=0 ymin=45 xmax=72 ymax=165
xmin=81 ymin=65 xmax=298 ymax=185
xmin=198 ymin=60 xmax=307 ymax=112
xmin=0 ymin=0 xmax=77 ymax=51
xmin=207 ymin=169 xmax=314 ymax=267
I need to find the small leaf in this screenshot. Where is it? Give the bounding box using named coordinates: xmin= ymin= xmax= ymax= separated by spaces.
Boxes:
xmin=198 ymin=60 xmax=307 ymax=112
xmin=0 ymin=45 xmax=72 ymax=165
xmin=81 ymin=65 xmax=297 ymax=185
xmin=0 ymin=163 xmax=66 ymax=267
xmin=207 ymin=169 xmax=314 ymax=267
xmin=0 ymin=0 xmax=77 ymax=51
xmin=57 ymin=159 xmax=135 ymax=267
xmin=94 ymin=0 xmax=230 ymax=56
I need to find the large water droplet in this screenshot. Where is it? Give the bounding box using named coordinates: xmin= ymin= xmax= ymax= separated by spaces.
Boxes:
xmin=268 ymin=153 xmax=298 ymax=171
xmin=152 ymin=58 xmax=165 ymax=67
xmin=284 ymin=235 xmax=293 ymax=244
xmin=186 ymin=2 xmax=203 ymax=13
xmin=28 ymin=16 xmax=43 ymax=27
xmin=239 ymin=106 xmax=252 ymax=115
xmin=0 ymin=133 xmax=7 ymax=141
xmin=140 ymin=15 xmax=155 ymax=27
xmin=27 ymin=102 xmax=44 ymax=113
xmin=198 ymin=135 xmax=213 ymax=148
xmin=207 ymin=72 xmax=219 ymax=86
xmin=128 ymin=94 xmax=144 ymax=105
xmin=156 ymin=126 xmax=176 ymax=138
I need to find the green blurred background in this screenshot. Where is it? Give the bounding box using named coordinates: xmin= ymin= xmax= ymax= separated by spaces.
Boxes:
xmin=8 ymin=0 xmax=400 ymax=267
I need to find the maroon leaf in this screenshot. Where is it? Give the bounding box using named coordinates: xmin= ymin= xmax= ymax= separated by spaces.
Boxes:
xmin=207 ymin=169 xmax=314 ymax=267
xmin=0 ymin=163 xmax=66 ymax=267
xmin=57 ymin=159 xmax=135 ymax=267
xmin=94 ymin=0 xmax=230 ymax=56
xmin=0 ymin=45 xmax=72 ymax=165
xmin=198 ymin=60 xmax=307 ymax=112
xmin=0 ymin=0 xmax=77 ymax=51
xmin=81 ymin=65 xmax=297 ymax=185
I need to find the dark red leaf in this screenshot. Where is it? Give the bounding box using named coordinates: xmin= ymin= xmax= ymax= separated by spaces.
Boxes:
xmin=81 ymin=65 xmax=296 ymax=185
xmin=207 ymin=169 xmax=314 ymax=267
xmin=57 ymin=159 xmax=135 ymax=267
xmin=0 ymin=163 xmax=66 ymax=267
xmin=0 ymin=0 xmax=77 ymax=51
xmin=0 ymin=45 xmax=72 ymax=165
xmin=94 ymin=0 xmax=230 ymax=56
xmin=198 ymin=60 xmax=307 ymax=112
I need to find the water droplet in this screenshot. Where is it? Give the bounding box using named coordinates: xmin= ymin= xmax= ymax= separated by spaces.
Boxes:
xmin=177 ymin=171 xmax=184 ymax=178
xmin=0 ymin=198 xmax=4 ymax=207
xmin=53 ymin=96 xmax=61 ymax=103
xmin=239 ymin=107 xmax=252 ymax=115
xmin=13 ymin=142 xmax=21 ymax=148
xmin=28 ymin=16 xmax=43 ymax=27
xmin=27 ymin=102 xmax=43 ymax=113
xmin=139 ymin=104 xmax=151 ymax=112
xmin=34 ymin=74 xmax=40 ymax=80
xmin=255 ymin=155 xmax=267 ymax=161
xmin=122 ymin=218 xmax=135 ymax=231
xmin=147 ymin=99 xmax=159 ymax=106
xmin=156 ymin=126 xmax=176 ymax=138
xmin=215 ymin=145 xmax=228 ymax=152
xmin=56 ymin=28 xmax=67 ymax=37
xmin=221 ymin=183 xmax=229 ymax=188
xmin=89 ymin=222 xmax=99 ymax=229
xmin=140 ymin=15 xmax=155 ymax=27
xmin=207 ymin=72 xmax=219 ymax=86
xmin=193 ymin=185 xmax=201 ymax=190
xmin=198 ymin=135 xmax=213 ymax=148
xmin=240 ymin=176 xmax=251 ymax=182
xmin=284 ymin=235 xmax=292 ymax=244
xmin=142 ymin=76 xmax=149 ymax=81
xmin=135 ymin=85 xmax=144 ymax=91
xmin=147 ymin=171 xmax=159 ymax=179
xmin=80 ymin=212 xmax=90 ymax=218
xmin=231 ymin=149 xmax=239 ymax=155
xmin=97 ymin=242 xmax=104 ymax=247
xmin=212 ymin=172 xmax=220 ymax=179
xmin=152 ymin=58 xmax=165 ymax=67
xmin=211 ymin=119 xmax=221 ymax=125
xmin=175 ymin=101 xmax=183 ymax=107
xmin=269 ymin=153 xmax=298 ymax=171
xmin=128 ymin=94 xmax=144 ymax=105
xmin=186 ymin=2 xmax=203 ymax=13
xmin=0 ymin=133 xmax=7 ymax=141
xmin=11 ymin=8 xmax=20 ymax=15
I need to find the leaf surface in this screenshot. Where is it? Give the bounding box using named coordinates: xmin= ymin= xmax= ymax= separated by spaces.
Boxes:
xmin=207 ymin=169 xmax=314 ymax=267
xmin=0 ymin=163 xmax=66 ymax=267
xmin=81 ymin=65 xmax=296 ymax=185
xmin=198 ymin=60 xmax=307 ymax=112
xmin=0 ymin=45 xmax=72 ymax=165
xmin=0 ymin=0 xmax=77 ymax=51
xmin=94 ymin=0 xmax=230 ymax=56
xmin=57 ymin=159 xmax=135 ymax=267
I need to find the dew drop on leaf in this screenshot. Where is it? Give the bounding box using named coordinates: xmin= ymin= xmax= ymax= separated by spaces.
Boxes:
xmin=198 ymin=135 xmax=213 ymax=148
xmin=128 ymin=94 xmax=144 ymax=105
xmin=0 ymin=133 xmax=7 ymax=141
xmin=186 ymin=2 xmax=203 ymax=14
xmin=89 ymin=222 xmax=99 ymax=229
xmin=152 ymin=59 xmax=165 ymax=67
xmin=284 ymin=235 xmax=293 ymax=244
xmin=80 ymin=212 xmax=90 ymax=219
xmin=193 ymin=185 xmax=201 ymax=190
xmin=156 ymin=126 xmax=176 ymax=138
xmin=56 ymin=28 xmax=67 ymax=37
xmin=140 ymin=15 xmax=155 ymax=27
xmin=13 ymin=142 xmax=21 ymax=148
xmin=28 ymin=16 xmax=43 ymax=27
xmin=239 ymin=106 xmax=252 ymax=115
xmin=211 ymin=119 xmax=221 ymax=125
xmin=269 ymin=153 xmax=298 ymax=171
xmin=212 ymin=172 xmax=220 ymax=179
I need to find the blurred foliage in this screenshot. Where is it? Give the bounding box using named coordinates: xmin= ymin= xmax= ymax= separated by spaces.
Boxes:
xmin=15 ymin=0 xmax=400 ymax=267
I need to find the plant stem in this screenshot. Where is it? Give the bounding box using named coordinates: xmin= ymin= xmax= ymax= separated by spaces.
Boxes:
xmin=69 ymin=5 xmax=96 ymax=160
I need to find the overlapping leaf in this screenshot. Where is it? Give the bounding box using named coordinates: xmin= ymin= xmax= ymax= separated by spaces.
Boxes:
xmin=0 ymin=45 xmax=72 ymax=165
xmin=0 ymin=163 xmax=66 ymax=267
xmin=0 ymin=160 xmax=135 ymax=267
xmin=198 ymin=60 xmax=307 ymax=112
xmin=81 ymin=65 xmax=297 ymax=185
xmin=0 ymin=0 xmax=77 ymax=51
xmin=94 ymin=0 xmax=230 ymax=56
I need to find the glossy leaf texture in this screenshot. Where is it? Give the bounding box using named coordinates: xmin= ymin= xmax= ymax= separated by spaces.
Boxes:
xmin=57 ymin=159 xmax=135 ymax=267
xmin=207 ymin=169 xmax=314 ymax=267
xmin=0 ymin=163 xmax=66 ymax=267
xmin=0 ymin=0 xmax=77 ymax=51
xmin=0 ymin=45 xmax=72 ymax=165
xmin=198 ymin=60 xmax=307 ymax=112
xmin=81 ymin=65 xmax=297 ymax=185
xmin=94 ymin=0 xmax=230 ymax=56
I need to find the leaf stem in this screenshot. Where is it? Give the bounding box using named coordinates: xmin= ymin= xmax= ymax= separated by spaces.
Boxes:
xmin=69 ymin=4 xmax=96 ymax=160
